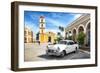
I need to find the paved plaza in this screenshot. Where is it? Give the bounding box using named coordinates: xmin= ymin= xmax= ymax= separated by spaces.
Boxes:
xmin=24 ymin=43 xmax=90 ymax=61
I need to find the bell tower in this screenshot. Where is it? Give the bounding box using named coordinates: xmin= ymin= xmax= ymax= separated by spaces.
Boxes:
xmin=39 ymin=16 xmax=46 ymax=43
xmin=39 ymin=16 xmax=45 ymax=33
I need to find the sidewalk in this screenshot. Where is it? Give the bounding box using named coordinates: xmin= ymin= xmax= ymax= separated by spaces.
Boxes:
xmin=79 ymin=49 xmax=90 ymax=54
xmin=79 ymin=46 xmax=90 ymax=54
xmin=79 ymin=46 xmax=90 ymax=52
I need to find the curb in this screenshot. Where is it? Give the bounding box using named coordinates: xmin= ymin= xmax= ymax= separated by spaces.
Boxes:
xmin=79 ymin=49 xmax=90 ymax=54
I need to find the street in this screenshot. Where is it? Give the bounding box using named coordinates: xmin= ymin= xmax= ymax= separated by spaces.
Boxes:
xmin=24 ymin=43 xmax=90 ymax=61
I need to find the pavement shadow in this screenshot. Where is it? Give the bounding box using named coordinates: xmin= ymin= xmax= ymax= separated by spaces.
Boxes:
xmin=38 ymin=54 xmax=65 ymax=60
xmin=38 ymin=51 xmax=82 ymax=60
xmin=38 ymin=50 xmax=90 ymax=60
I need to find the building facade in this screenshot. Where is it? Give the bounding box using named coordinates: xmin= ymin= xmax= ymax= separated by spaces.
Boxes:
xmin=24 ymin=27 xmax=33 ymax=43
xmin=39 ymin=16 xmax=56 ymax=44
xmin=65 ymin=14 xmax=90 ymax=47
xmin=45 ymin=32 xmax=56 ymax=43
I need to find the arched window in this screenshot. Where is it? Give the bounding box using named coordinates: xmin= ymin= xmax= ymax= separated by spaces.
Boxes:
xmin=73 ymin=29 xmax=76 ymax=41
xmin=78 ymin=26 xmax=84 ymax=33
xmin=86 ymin=23 xmax=90 ymax=47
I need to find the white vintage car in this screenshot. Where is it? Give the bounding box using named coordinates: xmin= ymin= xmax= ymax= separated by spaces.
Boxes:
xmin=46 ymin=40 xmax=79 ymax=57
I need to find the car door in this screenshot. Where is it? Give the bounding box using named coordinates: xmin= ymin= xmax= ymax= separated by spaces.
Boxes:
xmin=66 ymin=42 xmax=74 ymax=53
xmin=70 ymin=41 xmax=76 ymax=52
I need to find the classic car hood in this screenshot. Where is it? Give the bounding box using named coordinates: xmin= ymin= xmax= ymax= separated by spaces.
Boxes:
xmin=48 ymin=44 xmax=66 ymax=50
xmin=54 ymin=44 xmax=66 ymax=48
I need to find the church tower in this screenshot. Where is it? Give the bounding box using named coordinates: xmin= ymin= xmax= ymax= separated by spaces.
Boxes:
xmin=39 ymin=16 xmax=46 ymax=43
xmin=39 ymin=16 xmax=45 ymax=33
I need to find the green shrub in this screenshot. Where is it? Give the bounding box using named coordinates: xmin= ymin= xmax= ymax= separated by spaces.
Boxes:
xmin=77 ymin=32 xmax=85 ymax=45
xmin=67 ymin=36 xmax=72 ymax=40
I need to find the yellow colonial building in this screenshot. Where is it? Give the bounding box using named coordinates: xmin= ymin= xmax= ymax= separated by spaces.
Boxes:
xmin=24 ymin=27 xmax=33 ymax=43
xmin=39 ymin=16 xmax=56 ymax=44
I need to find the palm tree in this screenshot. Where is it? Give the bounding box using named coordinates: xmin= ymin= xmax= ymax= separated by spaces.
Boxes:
xmin=59 ymin=26 xmax=64 ymax=32
xmin=36 ymin=32 xmax=40 ymax=40
xmin=56 ymin=32 xmax=62 ymax=43
xmin=59 ymin=26 xmax=65 ymax=39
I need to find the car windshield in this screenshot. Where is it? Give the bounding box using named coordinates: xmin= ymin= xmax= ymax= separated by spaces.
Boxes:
xmin=58 ymin=41 xmax=67 ymax=44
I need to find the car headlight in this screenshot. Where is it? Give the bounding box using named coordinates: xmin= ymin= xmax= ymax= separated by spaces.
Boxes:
xmin=56 ymin=47 xmax=60 ymax=52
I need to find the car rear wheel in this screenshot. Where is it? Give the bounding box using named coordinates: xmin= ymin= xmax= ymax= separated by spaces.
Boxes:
xmin=75 ymin=47 xmax=78 ymax=52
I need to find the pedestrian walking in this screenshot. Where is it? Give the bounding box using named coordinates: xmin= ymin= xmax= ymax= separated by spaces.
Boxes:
xmin=38 ymin=41 xmax=40 ymax=45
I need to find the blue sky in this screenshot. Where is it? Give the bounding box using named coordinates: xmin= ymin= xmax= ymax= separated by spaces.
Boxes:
xmin=24 ymin=11 xmax=82 ymax=35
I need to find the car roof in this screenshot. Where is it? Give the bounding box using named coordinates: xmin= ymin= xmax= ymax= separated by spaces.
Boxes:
xmin=60 ymin=40 xmax=74 ymax=42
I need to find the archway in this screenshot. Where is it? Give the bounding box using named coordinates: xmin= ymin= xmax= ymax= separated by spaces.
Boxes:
xmin=78 ymin=26 xmax=84 ymax=33
xmin=65 ymin=32 xmax=68 ymax=39
xmin=73 ymin=29 xmax=77 ymax=42
xmin=48 ymin=36 xmax=51 ymax=42
xmin=68 ymin=31 xmax=72 ymax=36
xmin=86 ymin=23 xmax=90 ymax=47
xmin=78 ymin=25 xmax=85 ymax=45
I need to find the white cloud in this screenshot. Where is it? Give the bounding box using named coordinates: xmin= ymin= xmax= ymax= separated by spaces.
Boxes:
xmin=46 ymin=29 xmax=60 ymax=34
xmin=73 ymin=14 xmax=82 ymax=19
xmin=70 ymin=14 xmax=82 ymax=20
xmin=46 ymin=14 xmax=82 ymax=28
xmin=46 ymin=28 xmax=66 ymax=37
xmin=25 ymin=21 xmax=39 ymax=39
xmin=46 ymin=17 xmax=65 ymax=27
xmin=65 ymin=14 xmax=82 ymax=27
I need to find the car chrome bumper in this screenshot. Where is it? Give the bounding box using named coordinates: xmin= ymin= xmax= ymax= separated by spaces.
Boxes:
xmin=46 ymin=50 xmax=61 ymax=56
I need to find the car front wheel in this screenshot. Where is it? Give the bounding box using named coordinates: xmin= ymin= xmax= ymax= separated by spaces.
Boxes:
xmin=60 ymin=51 xmax=66 ymax=57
